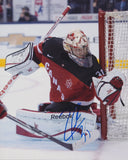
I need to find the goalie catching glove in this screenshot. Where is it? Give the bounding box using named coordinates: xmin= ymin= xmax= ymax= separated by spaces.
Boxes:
xmin=0 ymin=100 xmax=7 ymax=119
xmin=5 ymin=42 xmax=39 ymax=76
xmin=93 ymin=69 xmax=126 ymax=105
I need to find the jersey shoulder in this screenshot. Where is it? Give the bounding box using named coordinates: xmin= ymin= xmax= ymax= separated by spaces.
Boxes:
xmin=43 ymin=37 xmax=66 ymax=61
xmin=43 ymin=37 xmax=64 ymax=52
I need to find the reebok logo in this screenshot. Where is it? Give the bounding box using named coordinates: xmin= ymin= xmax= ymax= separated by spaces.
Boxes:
xmin=51 ymin=114 xmax=73 ymax=119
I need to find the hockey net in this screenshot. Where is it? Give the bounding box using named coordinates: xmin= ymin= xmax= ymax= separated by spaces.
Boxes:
xmin=99 ymin=10 xmax=128 ymax=140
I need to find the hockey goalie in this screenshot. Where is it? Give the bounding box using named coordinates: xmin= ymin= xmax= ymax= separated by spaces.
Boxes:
xmin=0 ymin=29 xmax=125 ymax=144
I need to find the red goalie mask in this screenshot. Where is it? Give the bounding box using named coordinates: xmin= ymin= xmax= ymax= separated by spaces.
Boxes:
xmin=63 ymin=30 xmax=93 ymax=68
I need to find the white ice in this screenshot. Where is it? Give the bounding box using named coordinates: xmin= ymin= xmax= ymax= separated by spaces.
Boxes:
xmin=0 ymin=67 xmax=128 ymax=160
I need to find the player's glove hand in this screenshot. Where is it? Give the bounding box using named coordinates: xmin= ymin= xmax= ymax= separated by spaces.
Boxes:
xmin=0 ymin=100 xmax=7 ymax=119
xmin=93 ymin=69 xmax=126 ymax=105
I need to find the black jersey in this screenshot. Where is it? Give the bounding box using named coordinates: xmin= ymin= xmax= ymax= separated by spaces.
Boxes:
xmin=33 ymin=37 xmax=104 ymax=105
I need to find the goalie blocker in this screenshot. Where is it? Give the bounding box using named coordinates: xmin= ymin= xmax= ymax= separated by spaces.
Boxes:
xmin=93 ymin=69 xmax=126 ymax=106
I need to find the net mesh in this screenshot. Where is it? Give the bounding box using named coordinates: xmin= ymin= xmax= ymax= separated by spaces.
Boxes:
xmin=104 ymin=11 xmax=128 ymax=139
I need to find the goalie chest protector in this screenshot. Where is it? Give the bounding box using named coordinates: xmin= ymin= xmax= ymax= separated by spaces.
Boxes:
xmin=34 ymin=37 xmax=104 ymax=103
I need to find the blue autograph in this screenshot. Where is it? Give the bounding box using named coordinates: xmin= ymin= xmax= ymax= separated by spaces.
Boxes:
xmin=60 ymin=111 xmax=91 ymax=142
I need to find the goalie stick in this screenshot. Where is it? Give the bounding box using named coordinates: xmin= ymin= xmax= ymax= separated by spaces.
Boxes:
xmin=6 ymin=113 xmax=100 ymax=151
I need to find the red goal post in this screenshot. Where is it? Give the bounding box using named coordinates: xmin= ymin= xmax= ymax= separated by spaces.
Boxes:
xmin=98 ymin=10 xmax=128 ymax=140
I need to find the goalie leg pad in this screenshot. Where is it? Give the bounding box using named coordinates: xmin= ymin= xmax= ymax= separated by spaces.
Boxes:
xmin=16 ymin=108 xmax=97 ymax=141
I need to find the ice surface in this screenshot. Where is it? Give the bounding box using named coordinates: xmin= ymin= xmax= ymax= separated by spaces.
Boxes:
xmin=0 ymin=68 xmax=128 ymax=160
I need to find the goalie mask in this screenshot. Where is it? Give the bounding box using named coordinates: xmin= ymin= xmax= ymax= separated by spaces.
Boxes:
xmin=63 ymin=29 xmax=93 ymax=68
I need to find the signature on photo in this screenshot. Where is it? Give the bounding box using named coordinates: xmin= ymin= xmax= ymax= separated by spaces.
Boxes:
xmin=59 ymin=111 xmax=91 ymax=142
